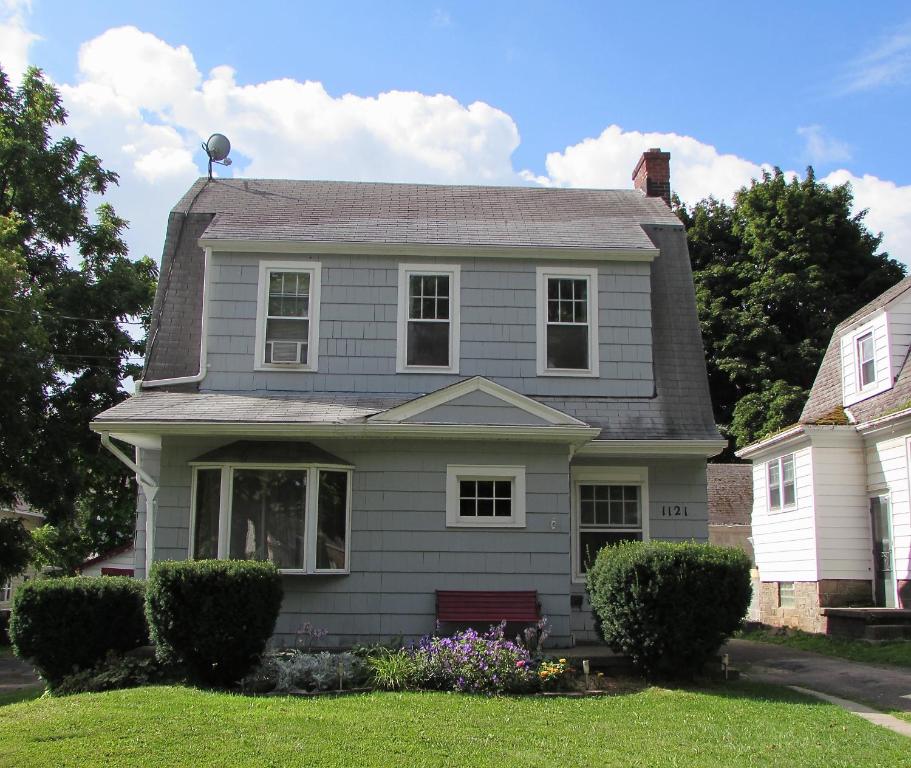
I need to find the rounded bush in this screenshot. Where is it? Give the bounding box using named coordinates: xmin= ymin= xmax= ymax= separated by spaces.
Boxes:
xmin=9 ymin=576 xmax=148 ymax=687
xmin=586 ymin=541 xmax=751 ymax=678
xmin=146 ymin=560 xmax=283 ymax=688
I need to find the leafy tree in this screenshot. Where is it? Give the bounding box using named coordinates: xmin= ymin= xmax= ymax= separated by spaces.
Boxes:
xmin=676 ymin=168 xmax=905 ymax=451
xmin=0 ymin=66 xmax=157 ymax=556
xmin=0 ymin=518 xmax=32 ymax=586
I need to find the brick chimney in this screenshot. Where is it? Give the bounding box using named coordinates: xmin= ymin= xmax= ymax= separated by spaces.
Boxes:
xmin=632 ymin=148 xmax=671 ymax=206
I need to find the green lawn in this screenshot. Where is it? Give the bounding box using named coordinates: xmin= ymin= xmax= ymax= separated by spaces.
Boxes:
xmin=741 ymin=629 xmax=911 ymax=668
xmin=0 ymin=684 xmax=907 ymax=767
xmin=0 ymin=687 xmax=41 ymax=707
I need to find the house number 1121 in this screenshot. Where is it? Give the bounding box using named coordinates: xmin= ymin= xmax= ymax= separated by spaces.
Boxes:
xmin=660 ymin=505 xmax=688 ymax=517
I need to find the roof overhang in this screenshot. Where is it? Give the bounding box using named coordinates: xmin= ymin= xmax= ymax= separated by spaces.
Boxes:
xmin=735 ymin=425 xmax=807 ymax=460
xmin=91 ymin=420 xmax=601 ymax=446
xmin=575 ymin=438 xmax=728 ymax=458
xmin=736 ymin=423 xmax=859 ymax=460
xmin=855 ymin=406 xmax=911 ymax=437
xmin=198 ymin=238 xmax=660 ymax=263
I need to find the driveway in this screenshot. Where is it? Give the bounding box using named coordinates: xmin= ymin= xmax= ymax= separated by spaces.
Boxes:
xmin=0 ymin=652 xmax=40 ymax=692
xmin=725 ymin=638 xmax=911 ymax=713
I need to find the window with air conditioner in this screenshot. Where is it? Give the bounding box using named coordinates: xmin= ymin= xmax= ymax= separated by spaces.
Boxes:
xmin=254 ymin=261 xmax=321 ymax=371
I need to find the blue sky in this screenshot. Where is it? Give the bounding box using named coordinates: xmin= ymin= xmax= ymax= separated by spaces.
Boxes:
xmin=2 ymin=1 xmax=910 ymax=264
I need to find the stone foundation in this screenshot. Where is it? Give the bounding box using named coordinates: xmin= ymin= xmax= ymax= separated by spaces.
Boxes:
xmin=758 ymin=579 xmax=872 ymax=634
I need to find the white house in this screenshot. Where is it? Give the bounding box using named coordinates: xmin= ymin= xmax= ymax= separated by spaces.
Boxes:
xmin=738 ymin=277 xmax=911 ymax=633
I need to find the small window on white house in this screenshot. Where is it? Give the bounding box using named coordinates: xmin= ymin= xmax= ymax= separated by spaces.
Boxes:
xmin=397 ymin=264 xmax=460 ymax=373
xmin=254 ymin=262 xmax=321 ymax=371
xmin=856 ymin=331 xmax=875 ymax=389
xmin=0 ymin=579 xmax=11 ymax=603
xmin=778 ymin=581 xmax=796 ymax=609
xmin=767 ymin=454 xmax=796 ymax=511
xmin=536 ymin=267 xmax=599 ymax=376
xmin=445 ymin=465 xmax=525 ymax=527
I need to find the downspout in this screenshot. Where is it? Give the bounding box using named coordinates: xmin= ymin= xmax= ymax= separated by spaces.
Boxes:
xmin=139 ymin=246 xmax=211 ymax=389
xmin=100 ymin=433 xmax=159 ymax=579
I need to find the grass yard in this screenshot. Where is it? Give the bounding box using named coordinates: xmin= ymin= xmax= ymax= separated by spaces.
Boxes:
xmin=0 ymin=684 xmax=907 ymax=767
xmin=741 ymin=629 xmax=911 ymax=668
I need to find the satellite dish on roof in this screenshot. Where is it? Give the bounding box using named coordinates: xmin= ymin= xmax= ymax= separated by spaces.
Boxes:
xmin=203 ymin=133 xmax=233 ymax=178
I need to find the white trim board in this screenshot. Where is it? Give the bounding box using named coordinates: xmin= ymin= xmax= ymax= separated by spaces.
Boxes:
xmin=368 ymin=376 xmax=589 ymax=427
xmin=199 ymin=238 xmax=660 ymax=262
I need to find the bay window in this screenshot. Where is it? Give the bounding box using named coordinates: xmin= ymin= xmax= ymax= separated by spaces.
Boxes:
xmin=190 ymin=461 xmax=351 ymax=574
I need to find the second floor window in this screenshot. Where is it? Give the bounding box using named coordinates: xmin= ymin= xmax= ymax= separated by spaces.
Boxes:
xmin=536 ymin=267 xmax=599 ymax=376
xmin=767 ymin=453 xmax=796 ymax=511
xmin=255 ymin=261 xmax=321 ymax=371
xmin=856 ymin=331 xmax=875 ymax=388
xmin=397 ymin=264 xmax=460 ymax=373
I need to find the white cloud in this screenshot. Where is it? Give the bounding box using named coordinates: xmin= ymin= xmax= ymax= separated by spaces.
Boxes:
xmin=0 ymin=0 xmax=38 ymax=82
xmin=432 ymin=9 xmax=453 ymax=27
xmin=839 ymin=22 xmax=911 ymax=93
xmin=797 ymin=124 xmax=851 ymax=165
xmin=526 ymin=124 xmax=775 ymax=203
xmin=823 ymin=170 xmax=911 ymax=266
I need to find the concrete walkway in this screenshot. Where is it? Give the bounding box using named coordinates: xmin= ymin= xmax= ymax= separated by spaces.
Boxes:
xmin=0 ymin=652 xmax=40 ymax=692
xmin=724 ymin=638 xmax=911 ymax=713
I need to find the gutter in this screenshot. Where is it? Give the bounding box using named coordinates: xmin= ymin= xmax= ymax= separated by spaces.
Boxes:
xmin=99 ymin=433 xmax=159 ymax=579
xmin=855 ymin=405 xmax=911 ymax=435
xmin=139 ymin=246 xmax=211 ymax=389
xmin=735 ymin=424 xmax=807 ymax=460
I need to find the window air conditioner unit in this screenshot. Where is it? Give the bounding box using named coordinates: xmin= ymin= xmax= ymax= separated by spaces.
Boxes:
xmin=269 ymin=341 xmax=303 ymax=364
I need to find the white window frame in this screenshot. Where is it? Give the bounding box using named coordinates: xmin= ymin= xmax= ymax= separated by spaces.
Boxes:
xmin=855 ymin=330 xmax=876 ymax=390
xmin=188 ymin=462 xmax=352 ymax=575
xmin=571 ymin=467 xmax=649 ymax=582
xmin=0 ymin=579 xmax=11 ymax=603
xmin=536 ymin=266 xmax=600 ymax=377
xmin=397 ymin=263 xmax=460 ymax=374
xmin=766 ymin=453 xmax=796 ymax=513
xmin=445 ymin=465 xmax=526 ymax=528
xmin=254 ymin=260 xmax=322 ymax=372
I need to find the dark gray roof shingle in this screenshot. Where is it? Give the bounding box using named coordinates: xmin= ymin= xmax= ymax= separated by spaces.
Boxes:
xmin=801 ymin=276 xmax=911 ymax=425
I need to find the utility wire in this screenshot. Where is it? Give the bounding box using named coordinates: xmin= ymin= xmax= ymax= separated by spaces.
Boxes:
xmin=0 ymin=306 xmax=147 ymax=326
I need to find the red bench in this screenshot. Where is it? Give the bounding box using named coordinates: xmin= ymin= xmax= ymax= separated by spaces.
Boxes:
xmin=436 ymin=590 xmax=540 ymax=624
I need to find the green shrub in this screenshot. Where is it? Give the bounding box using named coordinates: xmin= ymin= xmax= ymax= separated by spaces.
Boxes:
xmin=54 ymin=650 xmax=172 ymax=696
xmin=9 ymin=576 xmax=147 ymax=687
xmin=586 ymin=540 xmax=751 ymax=678
xmin=145 ymin=560 xmax=283 ymax=688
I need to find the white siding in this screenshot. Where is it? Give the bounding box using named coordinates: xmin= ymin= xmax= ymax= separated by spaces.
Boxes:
xmin=866 ymin=430 xmax=911 ymax=591
xmin=886 ymin=292 xmax=911 ymax=377
xmin=751 ymin=443 xmax=818 ymax=581
xmin=841 ymin=312 xmax=892 ymax=407
xmin=812 ymin=432 xmax=870 ymax=580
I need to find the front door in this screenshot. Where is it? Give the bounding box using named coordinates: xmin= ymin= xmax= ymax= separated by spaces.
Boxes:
xmin=870 ymin=495 xmax=896 ymax=608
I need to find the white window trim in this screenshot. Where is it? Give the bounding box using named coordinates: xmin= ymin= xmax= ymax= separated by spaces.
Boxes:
xmin=766 ymin=454 xmax=796 ymax=513
xmin=856 ymin=330 xmax=876 ymax=390
xmin=843 ymin=316 xmax=892 ymax=406
xmin=0 ymin=579 xmax=11 ymax=603
xmin=571 ymin=466 xmax=649 ymax=583
xmin=253 ymin=260 xmax=322 ymax=372
xmin=188 ymin=462 xmax=352 ymax=575
xmin=445 ymin=465 xmax=526 ymax=528
xmin=536 ymin=266 xmax=600 ymax=377
xmin=396 ymin=263 xmax=460 ymax=374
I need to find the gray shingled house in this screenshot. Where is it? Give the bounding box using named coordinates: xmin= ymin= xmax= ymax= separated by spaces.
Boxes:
xmin=91 ymin=149 xmax=723 ymax=646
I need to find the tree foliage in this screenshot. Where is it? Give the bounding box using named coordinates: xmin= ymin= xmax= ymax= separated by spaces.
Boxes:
xmin=0 ymin=66 xmax=157 ymax=554
xmin=677 ymin=168 xmax=905 ymax=450
xmin=0 ymin=518 xmax=32 ymax=586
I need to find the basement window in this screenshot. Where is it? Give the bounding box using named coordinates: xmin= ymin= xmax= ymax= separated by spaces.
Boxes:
xmin=778 ymin=582 xmax=796 ymax=609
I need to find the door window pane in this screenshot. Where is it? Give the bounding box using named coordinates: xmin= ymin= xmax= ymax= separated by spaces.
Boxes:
xmin=230 ymin=469 xmax=307 ymax=569
xmin=316 ymin=471 xmax=348 ymax=570
xmin=579 ymin=531 xmax=642 ymax=573
xmin=193 ymin=468 xmax=221 ymax=559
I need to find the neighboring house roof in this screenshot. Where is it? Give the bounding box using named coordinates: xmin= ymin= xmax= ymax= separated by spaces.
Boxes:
xmin=707 ymin=464 xmax=753 ymax=526
xmin=801 ymin=276 xmax=911 ymax=426
xmin=128 ymin=178 xmax=718 ymax=443
xmin=80 ymin=543 xmax=133 ymax=570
